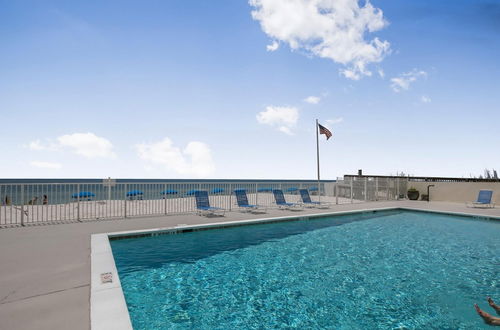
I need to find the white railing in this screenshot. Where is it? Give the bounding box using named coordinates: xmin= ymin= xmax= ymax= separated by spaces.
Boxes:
xmin=0 ymin=181 xmax=326 ymax=227
xmin=0 ymin=178 xmax=405 ymax=227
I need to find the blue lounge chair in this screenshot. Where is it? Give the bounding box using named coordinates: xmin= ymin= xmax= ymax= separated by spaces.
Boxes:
xmin=194 ymin=190 xmax=225 ymax=216
xmin=272 ymin=189 xmax=303 ymax=211
xmin=234 ymin=189 xmax=266 ymax=213
xmin=467 ymin=190 xmax=495 ymax=208
xmin=299 ymin=189 xmax=330 ymax=209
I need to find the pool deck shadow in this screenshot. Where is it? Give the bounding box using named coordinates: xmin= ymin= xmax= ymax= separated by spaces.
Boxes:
xmin=0 ymin=200 xmax=499 ymax=330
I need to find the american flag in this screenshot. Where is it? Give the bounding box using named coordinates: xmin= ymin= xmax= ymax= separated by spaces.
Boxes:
xmin=318 ymin=123 xmax=332 ymax=140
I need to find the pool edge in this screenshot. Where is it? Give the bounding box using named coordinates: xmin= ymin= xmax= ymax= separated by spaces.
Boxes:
xmin=399 ymin=206 xmax=500 ymax=221
xmin=90 ymin=233 xmax=133 ymax=330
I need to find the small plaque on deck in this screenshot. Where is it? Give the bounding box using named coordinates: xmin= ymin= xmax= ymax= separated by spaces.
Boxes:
xmin=101 ymin=272 xmax=113 ymax=284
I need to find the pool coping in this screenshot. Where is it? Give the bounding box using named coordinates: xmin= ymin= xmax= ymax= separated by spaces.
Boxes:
xmin=89 ymin=206 xmax=500 ymax=330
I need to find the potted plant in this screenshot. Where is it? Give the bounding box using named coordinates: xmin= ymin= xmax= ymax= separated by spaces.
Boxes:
xmin=407 ymin=187 xmax=420 ymax=200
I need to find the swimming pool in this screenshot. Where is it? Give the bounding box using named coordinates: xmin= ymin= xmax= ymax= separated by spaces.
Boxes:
xmin=109 ymin=210 xmax=500 ymax=329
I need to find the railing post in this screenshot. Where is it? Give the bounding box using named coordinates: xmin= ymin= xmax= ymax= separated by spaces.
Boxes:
xmin=164 ymin=184 xmax=167 ymax=215
xmin=77 ymin=183 xmax=81 ymax=222
xmin=106 ymin=182 xmax=111 ymax=219
xmin=255 ymin=183 xmax=259 ymax=207
xmin=375 ymin=178 xmax=378 ymax=201
xmin=318 ymin=182 xmax=322 ymax=203
xmin=396 ymin=178 xmax=400 ymax=200
xmin=404 ymin=177 xmax=410 ymax=198
xmin=335 ymin=182 xmax=338 ymax=205
xmin=228 ymin=184 xmax=232 ymax=211
xmin=364 ymin=177 xmax=368 ymax=201
xmin=20 ymin=184 xmax=25 ymax=226
xmin=387 ymin=179 xmax=390 ymax=200
xmin=350 ymin=178 xmax=353 ymax=203
xmin=124 ymin=184 xmax=127 ymax=218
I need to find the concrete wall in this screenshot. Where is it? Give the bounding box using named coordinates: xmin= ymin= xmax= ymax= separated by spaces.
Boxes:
xmin=408 ymin=181 xmax=500 ymax=204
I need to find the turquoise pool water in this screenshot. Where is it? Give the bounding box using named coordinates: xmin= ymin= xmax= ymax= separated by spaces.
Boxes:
xmin=111 ymin=211 xmax=500 ymax=329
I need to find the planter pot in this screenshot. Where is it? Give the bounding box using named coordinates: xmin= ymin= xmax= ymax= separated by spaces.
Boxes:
xmin=407 ymin=190 xmax=420 ymax=200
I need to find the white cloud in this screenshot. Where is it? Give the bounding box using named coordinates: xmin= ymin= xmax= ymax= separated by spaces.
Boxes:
xmin=25 ymin=133 xmax=115 ymax=159
xmin=377 ymin=68 xmax=385 ymax=78
xmin=57 ymin=133 xmax=116 ymax=158
xmin=30 ymin=161 xmax=62 ymax=169
xmin=326 ymin=117 xmax=344 ymax=125
xmin=304 ymin=96 xmax=320 ymax=104
xmin=341 ymin=69 xmax=364 ymax=80
xmin=249 ymin=0 xmax=391 ymax=80
xmin=25 ymin=139 xmax=59 ymax=151
xmin=27 ymin=140 xmax=45 ymax=151
xmin=390 ymin=69 xmax=427 ymax=92
xmin=266 ymin=40 xmax=279 ymax=51
xmin=421 ymin=95 xmax=431 ymax=103
xmin=256 ymin=106 xmax=299 ymax=134
xmin=135 ymin=138 xmax=215 ymax=178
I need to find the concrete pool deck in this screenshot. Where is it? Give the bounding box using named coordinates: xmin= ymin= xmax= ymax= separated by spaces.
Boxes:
xmin=1 ymin=200 xmax=499 ymax=330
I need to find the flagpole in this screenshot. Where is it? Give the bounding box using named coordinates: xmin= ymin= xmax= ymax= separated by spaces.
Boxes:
xmin=316 ymin=119 xmax=321 ymax=203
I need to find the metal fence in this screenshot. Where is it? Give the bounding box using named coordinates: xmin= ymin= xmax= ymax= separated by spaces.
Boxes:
xmin=0 ymin=178 xmax=408 ymax=227
xmin=335 ymin=176 xmax=408 ymax=202
xmin=0 ymin=181 xmax=324 ymax=227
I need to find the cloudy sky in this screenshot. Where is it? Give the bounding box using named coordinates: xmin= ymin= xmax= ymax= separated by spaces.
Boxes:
xmin=1 ymin=0 xmax=499 ymax=179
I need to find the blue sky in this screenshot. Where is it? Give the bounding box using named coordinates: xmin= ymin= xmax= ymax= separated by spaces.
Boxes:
xmin=1 ymin=0 xmax=499 ymax=179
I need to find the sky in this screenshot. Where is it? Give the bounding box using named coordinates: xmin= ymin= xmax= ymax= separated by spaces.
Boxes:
xmin=1 ymin=0 xmax=499 ymax=179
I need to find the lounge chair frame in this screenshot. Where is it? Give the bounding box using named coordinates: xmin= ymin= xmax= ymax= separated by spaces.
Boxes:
xmin=272 ymin=189 xmax=303 ymax=211
xmin=299 ymin=189 xmax=330 ymax=209
xmin=466 ymin=190 xmax=495 ymax=209
xmin=194 ymin=191 xmax=226 ymax=216
xmin=234 ymin=189 xmax=266 ymax=214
